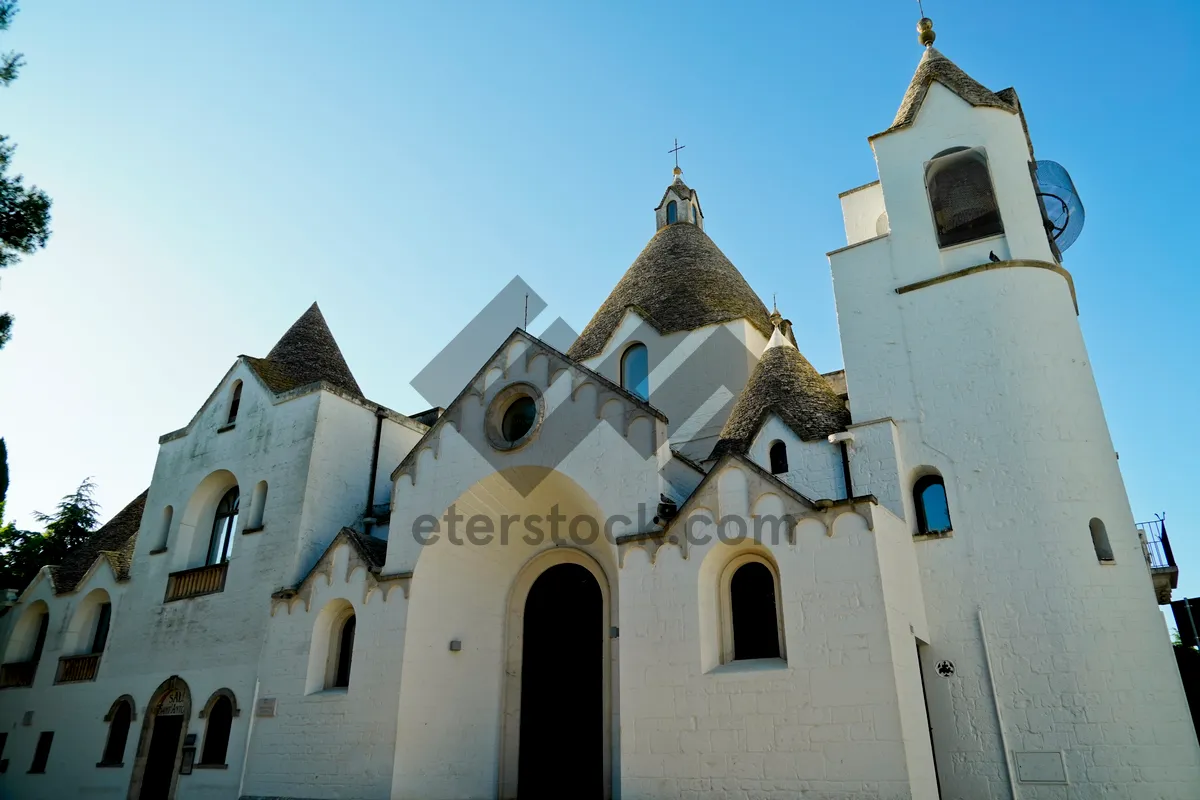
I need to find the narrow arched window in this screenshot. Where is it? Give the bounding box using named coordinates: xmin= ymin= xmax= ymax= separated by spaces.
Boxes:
xmin=1090 ymin=518 xmax=1114 ymax=562
xmin=100 ymin=699 xmax=132 ymax=766
xmin=31 ymin=612 xmax=49 ymax=664
xmin=247 ymin=481 xmax=268 ymax=530
xmin=207 ymin=487 xmax=239 ymax=565
xmin=90 ymin=602 xmax=112 ymax=654
xmin=620 ymin=343 xmax=649 ymax=401
xmin=200 ymin=695 xmax=233 ymax=766
xmin=769 ymin=441 xmax=788 ymax=475
xmin=154 ymin=505 xmax=173 ymax=551
xmin=666 ymin=200 xmax=677 ymax=225
xmin=690 ymin=204 xmax=696 ymax=223
xmin=914 ymin=475 xmax=951 ymax=534
xmin=227 ymin=380 xmax=242 ymax=424
xmin=730 ymin=562 xmax=781 ymax=660
xmin=925 ymin=147 xmax=1004 ymax=248
xmin=332 ymin=614 xmax=356 ymax=689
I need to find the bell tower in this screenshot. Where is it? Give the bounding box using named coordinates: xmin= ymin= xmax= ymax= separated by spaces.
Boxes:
xmin=828 ymin=18 xmax=1200 ymax=799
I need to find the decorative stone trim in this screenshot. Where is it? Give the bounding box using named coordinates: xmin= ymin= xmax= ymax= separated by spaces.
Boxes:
xmin=241 ymin=526 xmax=265 ymax=535
xmin=895 ymin=259 xmax=1078 ymax=314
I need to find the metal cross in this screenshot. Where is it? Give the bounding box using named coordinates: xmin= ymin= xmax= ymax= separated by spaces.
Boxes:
xmin=668 ymin=138 xmax=686 ymax=169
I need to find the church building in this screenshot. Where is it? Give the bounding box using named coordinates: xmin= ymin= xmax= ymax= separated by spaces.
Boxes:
xmin=1 ymin=19 xmax=1197 ymax=800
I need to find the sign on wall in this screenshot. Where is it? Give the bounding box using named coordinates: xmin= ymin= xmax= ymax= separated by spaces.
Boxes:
xmin=157 ymin=689 xmax=187 ymax=717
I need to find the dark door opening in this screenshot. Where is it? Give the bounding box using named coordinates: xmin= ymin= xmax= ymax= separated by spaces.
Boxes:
xmin=916 ymin=642 xmax=944 ymax=800
xmin=517 ymin=563 xmax=603 ymax=799
xmin=139 ymin=715 xmax=184 ymax=800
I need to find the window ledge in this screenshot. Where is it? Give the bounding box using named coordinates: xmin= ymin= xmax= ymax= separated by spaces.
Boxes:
xmin=709 ymin=657 xmax=789 ymax=677
xmin=27 ymin=770 xmax=45 ymax=775
xmin=216 ymin=423 xmax=236 ymax=433
xmin=193 ymin=763 xmax=228 ymax=770
xmin=96 ymin=761 xmax=124 ymax=768
xmin=1099 ymin=558 xmax=1117 ymax=565
xmin=148 ymin=547 xmax=168 ymax=555
xmin=241 ymin=525 xmax=264 ymax=535
xmin=936 ymin=231 xmax=1005 ymax=253
xmin=913 ymin=529 xmax=953 ymax=542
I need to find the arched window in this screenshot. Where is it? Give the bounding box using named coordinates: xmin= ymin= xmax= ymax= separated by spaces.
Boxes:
xmin=90 ymin=602 xmax=112 ymax=654
xmin=729 ymin=561 xmax=781 ymax=661
xmin=1090 ymin=518 xmax=1114 ymax=562
xmin=153 ymin=505 xmax=173 ymax=551
xmin=620 ymin=343 xmax=649 ymax=401
xmin=332 ymin=614 xmax=356 ymax=689
xmin=206 ymin=487 xmax=239 ymax=565
xmin=914 ymin=474 xmax=952 ymax=534
xmin=246 ymin=481 xmax=268 ymax=531
xmin=769 ymin=441 xmax=788 ymax=475
xmin=100 ymin=697 xmax=133 ymax=766
xmin=199 ymin=694 xmax=234 ymax=766
xmin=925 ymin=147 xmax=1004 ymax=248
xmin=226 ymin=381 xmax=242 ymax=424
xmin=32 ymin=611 xmax=49 ymax=664
xmin=666 ymin=200 xmax=677 ymax=225
xmin=690 ymin=204 xmax=696 ymax=223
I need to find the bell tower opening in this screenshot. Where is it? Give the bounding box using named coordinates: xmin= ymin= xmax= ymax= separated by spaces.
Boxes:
xmin=517 ymin=563 xmax=604 ymax=798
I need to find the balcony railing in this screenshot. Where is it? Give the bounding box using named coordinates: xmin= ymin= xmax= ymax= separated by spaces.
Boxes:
xmin=55 ymin=653 xmax=101 ymax=684
xmin=0 ymin=661 xmax=36 ymax=688
xmin=1138 ymin=515 xmax=1177 ymax=570
xmin=165 ymin=561 xmax=228 ymax=602
xmin=1138 ymin=514 xmax=1179 ymax=605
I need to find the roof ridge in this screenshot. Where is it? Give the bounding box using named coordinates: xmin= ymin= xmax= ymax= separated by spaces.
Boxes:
xmin=883 ymin=46 xmax=1015 ymax=136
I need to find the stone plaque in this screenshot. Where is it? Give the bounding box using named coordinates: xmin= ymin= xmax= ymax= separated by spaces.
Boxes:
xmin=1015 ymin=751 xmax=1068 ymax=784
xmin=157 ymin=689 xmax=187 ymax=716
xmin=255 ymin=697 xmax=277 ymax=718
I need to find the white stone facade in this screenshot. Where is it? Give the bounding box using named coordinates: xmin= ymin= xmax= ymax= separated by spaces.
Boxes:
xmin=1 ymin=41 xmax=1197 ymax=800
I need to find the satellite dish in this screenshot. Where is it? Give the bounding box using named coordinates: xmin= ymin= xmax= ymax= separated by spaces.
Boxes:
xmin=1035 ymin=160 xmax=1085 ymax=254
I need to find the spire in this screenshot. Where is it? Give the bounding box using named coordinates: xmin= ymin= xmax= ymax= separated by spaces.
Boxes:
xmin=250 ymin=302 xmax=363 ymax=396
xmin=655 ymin=170 xmax=704 ymax=230
xmin=883 ymin=42 xmax=1016 ymax=135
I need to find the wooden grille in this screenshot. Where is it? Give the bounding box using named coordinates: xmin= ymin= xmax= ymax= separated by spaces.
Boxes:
xmin=165 ymin=561 xmax=228 ymax=602
xmin=55 ymin=653 xmax=100 ymax=684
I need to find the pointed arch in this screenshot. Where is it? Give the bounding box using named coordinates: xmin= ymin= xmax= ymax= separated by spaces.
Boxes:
xmin=127 ymin=676 xmax=191 ymax=800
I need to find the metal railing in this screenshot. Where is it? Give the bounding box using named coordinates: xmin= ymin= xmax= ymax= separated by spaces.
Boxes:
xmin=55 ymin=653 xmax=101 ymax=684
xmin=1137 ymin=514 xmax=1176 ymax=571
xmin=165 ymin=561 xmax=228 ymax=602
xmin=0 ymin=661 xmax=36 ymax=688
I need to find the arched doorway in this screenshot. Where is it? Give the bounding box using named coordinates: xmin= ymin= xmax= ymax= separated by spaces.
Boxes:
xmin=516 ymin=562 xmax=603 ymax=799
xmin=127 ymin=677 xmax=190 ymax=800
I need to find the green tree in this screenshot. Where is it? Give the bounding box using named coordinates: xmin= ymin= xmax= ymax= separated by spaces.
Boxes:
xmin=0 ymin=478 xmax=98 ymax=590
xmin=0 ymin=1 xmax=53 ymax=350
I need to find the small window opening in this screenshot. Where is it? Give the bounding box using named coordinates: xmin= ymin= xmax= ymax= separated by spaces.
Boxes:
xmin=730 ymin=562 xmax=781 ymax=661
xmin=690 ymin=204 xmax=697 ymax=223
xmin=914 ymin=474 xmax=952 ymax=534
xmin=29 ymin=731 xmax=53 ymax=774
xmin=926 ymin=147 xmax=1004 ymax=248
xmin=207 ymin=487 xmax=239 ymax=565
xmin=501 ymin=397 xmax=537 ymax=443
xmin=155 ymin=505 xmax=173 ymax=551
xmin=227 ymin=381 xmax=242 ymax=424
xmin=247 ymin=481 xmax=268 ymax=530
xmin=620 ymin=343 xmax=649 ymax=401
xmin=666 ymin=200 xmax=678 ymax=225
xmin=332 ymin=614 xmax=356 ymax=689
xmin=1090 ymin=518 xmax=1114 ymax=562
xmin=200 ymin=696 xmax=233 ymax=766
xmin=90 ymin=603 xmax=112 ymax=654
xmin=100 ymin=700 xmax=132 ymax=766
xmin=31 ymin=612 xmax=49 ymax=664
xmin=769 ymin=441 xmax=788 ymax=475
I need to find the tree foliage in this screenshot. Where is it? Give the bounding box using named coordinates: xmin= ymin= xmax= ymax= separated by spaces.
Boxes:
xmin=0 ymin=478 xmax=99 ymax=591
xmin=0 ymin=1 xmax=52 ymax=350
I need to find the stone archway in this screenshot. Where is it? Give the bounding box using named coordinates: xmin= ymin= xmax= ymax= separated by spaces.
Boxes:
xmin=500 ymin=548 xmax=612 ymax=800
xmin=127 ymin=676 xmax=191 ymax=800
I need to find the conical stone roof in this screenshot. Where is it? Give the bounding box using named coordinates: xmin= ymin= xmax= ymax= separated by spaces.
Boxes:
xmin=884 ymin=46 xmax=1015 ymax=135
xmin=568 ymin=223 xmax=774 ymax=361
xmin=246 ymin=303 xmax=363 ymax=397
xmin=712 ymin=331 xmax=849 ymax=457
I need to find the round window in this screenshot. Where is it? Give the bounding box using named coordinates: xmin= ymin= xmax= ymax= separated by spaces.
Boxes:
xmin=501 ymin=396 xmax=537 ymax=443
xmin=485 ymin=384 xmax=543 ymax=452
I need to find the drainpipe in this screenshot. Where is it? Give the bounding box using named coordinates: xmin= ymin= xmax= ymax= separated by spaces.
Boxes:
xmin=364 ymin=406 xmax=387 ymax=535
xmin=828 ymin=432 xmax=855 ymax=500
xmin=237 ymin=678 xmax=260 ymax=798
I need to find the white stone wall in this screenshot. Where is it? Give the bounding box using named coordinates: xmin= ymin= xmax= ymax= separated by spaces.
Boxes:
xmin=831 ymin=80 xmax=1200 ymax=797
xmin=241 ymin=541 xmax=408 ymax=799
xmin=617 ymin=460 xmax=935 ymax=800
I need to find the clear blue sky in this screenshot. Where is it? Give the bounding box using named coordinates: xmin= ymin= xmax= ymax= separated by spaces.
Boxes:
xmin=1 ymin=2 xmax=1198 ymax=596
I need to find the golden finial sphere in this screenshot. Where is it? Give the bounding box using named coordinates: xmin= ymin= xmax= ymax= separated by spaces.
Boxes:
xmin=917 ymin=17 xmax=936 ymax=47
xmin=673 ymin=166 xmax=682 ymax=176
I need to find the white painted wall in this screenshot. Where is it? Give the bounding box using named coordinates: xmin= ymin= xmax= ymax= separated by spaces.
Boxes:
xmin=831 ymin=74 xmax=1200 ymax=798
